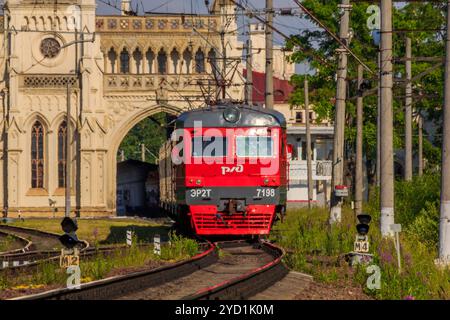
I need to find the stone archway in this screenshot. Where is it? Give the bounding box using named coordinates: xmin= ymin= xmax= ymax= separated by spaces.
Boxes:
xmin=105 ymin=103 xmax=183 ymax=214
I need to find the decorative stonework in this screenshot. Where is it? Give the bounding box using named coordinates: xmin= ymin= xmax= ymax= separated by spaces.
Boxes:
xmin=40 ymin=38 xmax=61 ymax=58
xmin=96 ymin=16 xmax=218 ymax=33
xmin=21 ymin=75 xmax=78 ymax=88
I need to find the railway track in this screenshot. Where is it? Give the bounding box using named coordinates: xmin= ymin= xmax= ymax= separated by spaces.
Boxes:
xmin=0 ymin=225 xmax=63 ymax=253
xmin=13 ymin=240 xmax=288 ymax=300
xmin=0 ymin=225 xmax=90 ymax=270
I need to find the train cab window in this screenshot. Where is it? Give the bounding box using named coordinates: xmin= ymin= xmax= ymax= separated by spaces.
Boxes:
xmin=192 ymin=136 xmax=227 ymax=157
xmin=236 ymin=136 xmax=273 ymax=157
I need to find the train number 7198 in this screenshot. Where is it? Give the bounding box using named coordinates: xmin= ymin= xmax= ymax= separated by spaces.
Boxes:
xmin=256 ymin=188 xmax=275 ymax=198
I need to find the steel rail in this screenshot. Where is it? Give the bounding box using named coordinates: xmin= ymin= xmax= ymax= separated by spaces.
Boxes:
xmin=0 ymin=230 xmax=33 ymax=256
xmin=185 ymin=240 xmax=288 ymax=300
xmin=0 ymin=244 xmax=150 ymax=273
xmin=12 ymin=241 xmax=217 ymax=300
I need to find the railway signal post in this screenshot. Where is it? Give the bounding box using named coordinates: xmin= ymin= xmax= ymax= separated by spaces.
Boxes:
xmin=349 ymin=214 xmax=373 ymax=266
xmin=59 ymin=217 xmax=81 ymax=269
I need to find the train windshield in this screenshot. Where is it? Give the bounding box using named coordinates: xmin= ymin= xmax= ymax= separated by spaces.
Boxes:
xmin=191 ymin=136 xmax=228 ymax=157
xmin=236 ymin=136 xmax=273 ymax=157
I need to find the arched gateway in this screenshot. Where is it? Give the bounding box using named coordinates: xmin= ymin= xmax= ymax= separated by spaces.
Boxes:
xmin=106 ymin=104 xmax=182 ymax=213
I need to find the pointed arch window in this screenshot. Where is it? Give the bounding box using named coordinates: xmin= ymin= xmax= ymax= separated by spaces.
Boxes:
xmin=157 ymin=49 xmax=167 ymax=74
xmin=120 ymin=48 xmax=130 ymax=73
xmin=208 ymin=49 xmax=218 ymax=77
xmin=58 ymin=121 xmax=67 ymax=188
xmin=146 ymin=49 xmax=155 ymax=74
xmin=170 ymin=48 xmax=180 ymax=74
xmin=108 ymin=48 xmax=117 ymax=73
xmin=195 ymin=49 xmax=205 ymax=73
xmin=31 ymin=121 xmax=45 ymax=189
xmin=133 ymin=48 xmax=143 ymax=74
xmin=183 ymin=49 xmax=192 ymax=74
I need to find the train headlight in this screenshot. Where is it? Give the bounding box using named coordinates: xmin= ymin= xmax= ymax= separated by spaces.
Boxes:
xmin=263 ymin=178 xmax=269 ymax=185
xmin=223 ymin=106 xmax=241 ymax=123
xmin=196 ymin=179 xmax=202 ymax=185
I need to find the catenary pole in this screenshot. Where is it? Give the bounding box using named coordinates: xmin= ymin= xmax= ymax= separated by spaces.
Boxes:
xmin=380 ymin=0 xmax=395 ymax=237
xmin=65 ymin=83 xmax=71 ymax=218
xmin=355 ymin=65 xmax=364 ymax=217
xmin=305 ymin=75 xmax=313 ymax=209
xmin=246 ymin=22 xmax=253 ymax=105
xmin=330 ymin=0 xmax=351 ymax=223
xmin=439 ymin=0 xmax=450 ymax=264
xmin=377 ymin=52 xmax=381 ymax=187
xmin=265 ymin=0 xmax=274 ymax=109
xmin=405 ymin=37 xmax=413 ymax=181
xmin=418 ymin=114 xmax=424 ymax=176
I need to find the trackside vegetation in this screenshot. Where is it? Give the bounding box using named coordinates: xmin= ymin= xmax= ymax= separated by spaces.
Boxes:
xmin=272 ymin=174 xmax=450 ymax=299
xmin=0 ymin=232 xmax=199 ymax=298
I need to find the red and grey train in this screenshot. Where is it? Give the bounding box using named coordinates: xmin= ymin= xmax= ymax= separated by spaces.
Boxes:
xmin=159 ymin=104 xmax=287 ymax=236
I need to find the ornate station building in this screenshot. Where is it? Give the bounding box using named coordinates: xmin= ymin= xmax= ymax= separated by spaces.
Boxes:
xmin=0 ymin=0 xmax=330 ymax=217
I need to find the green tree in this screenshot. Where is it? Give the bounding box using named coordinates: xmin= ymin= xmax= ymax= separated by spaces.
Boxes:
xmin=118 ymin=112 xmax=170 ymax=163
xmin=286 ymin=1 xmax=444 ymax=178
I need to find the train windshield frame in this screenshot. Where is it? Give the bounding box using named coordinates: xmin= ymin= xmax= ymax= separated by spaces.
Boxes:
xmin=235 ymin=136 xmax=274 ymax=158
xmin=191 ymin=136 xmax=228 ymax=158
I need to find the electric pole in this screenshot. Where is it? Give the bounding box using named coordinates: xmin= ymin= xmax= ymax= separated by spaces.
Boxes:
xmin=305 ymin=75 xmax=313 ymax=209
xmin=439 ymin=0 xmax=450 ymax=264
xmin=246 ymin=23 xmax=253 ymax=105
xmin=380 ymin=0 xmax=395 ymax=237
xmin=418 ymin=114 xmax=423 ymax=176
xmin=355 ymin=64 xmax=364 ymax=217
xmin=330 ymin=0 xmax=351 ymax=224
xmin=265 ymin=0 xmax=274 ymax=109
xmin=405 ymin=37 xmax=413 ymax=181
xmin=2 ymin=16 xmax=11 ymax=218
xmin=65 ymin=83 xmax=71 ymax=218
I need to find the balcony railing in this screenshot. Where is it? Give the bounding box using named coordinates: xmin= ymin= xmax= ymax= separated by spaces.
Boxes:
xmin=289 ymin=160 xmax=332 ymax=181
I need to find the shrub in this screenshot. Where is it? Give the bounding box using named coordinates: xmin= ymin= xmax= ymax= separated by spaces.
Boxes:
xmin=406 ymin=201 xmax=440 ymax=248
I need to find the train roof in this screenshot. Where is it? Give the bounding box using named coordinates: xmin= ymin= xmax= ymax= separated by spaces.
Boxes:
xmin=175 ymin=104 xmax=286 ymax=129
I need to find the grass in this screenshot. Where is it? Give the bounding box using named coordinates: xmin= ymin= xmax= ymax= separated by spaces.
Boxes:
xmin=271 ymin=206 xmax=450 ymax=300
xmin=8 ymin=218 xmax=171 ymax=245
xmin=0 ymin=231 xmax=200 ymax=294
xmin=0 ymin=234 xmax=19 ymax=252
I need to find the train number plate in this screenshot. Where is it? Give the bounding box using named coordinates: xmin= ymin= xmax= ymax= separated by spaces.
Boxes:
xmin=255 ymin=188 xmax=276 ymax=198
xmin=354 ymin=240 xmax=369 ymax=253
xmin=190 ymin=189 xmax=212 ymax=198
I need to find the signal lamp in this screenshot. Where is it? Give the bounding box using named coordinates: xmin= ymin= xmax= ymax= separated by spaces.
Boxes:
xmin=196 ymin=179 xmax=202 ymax=185
xmin=59 ymin=233 xmax=80 ymax=249
xmin=60 ymin=217 xmax=80 ymax=249
xmin=61 ymin=217 xmax=78 ymax=234
xmin=357 ymin=214 xmax=372 ymax=225
xmin=356 ymin=223 xmax=370 ymax=236
xmin=223 ymin=106 xmax=241 ymax=123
